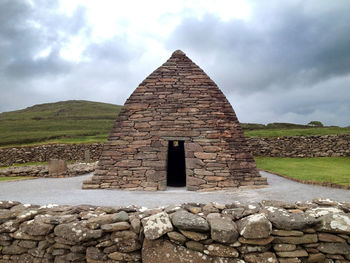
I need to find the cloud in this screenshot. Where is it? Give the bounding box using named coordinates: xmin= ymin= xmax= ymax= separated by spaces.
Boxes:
xmin=165 ymin=0 xmax=350 ymax=125
xmin=0 ymin=0 xmax=349 ymax=126
xmin=0 ymin=0 xmax=146 ymax=113
xmin=167 ymin=1 xmax=350 ymax=92
xmin=0 ymin=0 xmax=89 ymax=79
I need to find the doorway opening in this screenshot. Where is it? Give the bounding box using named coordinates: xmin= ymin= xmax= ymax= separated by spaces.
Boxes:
xmin=167 ymin=140 xmax=186 ymax=187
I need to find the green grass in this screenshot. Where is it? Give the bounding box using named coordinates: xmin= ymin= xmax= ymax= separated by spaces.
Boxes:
xmin=0 ymin=176 xmax=36 ymax=182
xmin=0 ymin=100 xmax=121 ymax=147
xmin=244 ymin=127 xmax=350 ymax=137
xmin=255 ymin=157 xmax=350 ymax=186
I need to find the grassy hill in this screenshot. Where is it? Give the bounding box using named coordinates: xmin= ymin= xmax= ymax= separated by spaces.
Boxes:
xmin=0 ymin=100 xmax=122 ymax=146
xmin=243 ymin=123 xmax=350 ymax=137
xmin=0 ymin=100 xmax=349 ymax=147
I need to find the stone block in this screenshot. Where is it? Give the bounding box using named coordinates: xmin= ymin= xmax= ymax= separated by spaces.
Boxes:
xmin=48 ymin=159 xmax=67 ymax=176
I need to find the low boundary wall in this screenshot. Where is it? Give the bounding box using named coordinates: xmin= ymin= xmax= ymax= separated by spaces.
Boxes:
xmin=248 ymin=134 xmax=350 ymax=157
xmin=0 ymin=163 xmax=97 ymax=178
xmin=0 ymin=135 xmax=349 ymax=166
xmin=0 ymin=199 xmax=349 ymax=262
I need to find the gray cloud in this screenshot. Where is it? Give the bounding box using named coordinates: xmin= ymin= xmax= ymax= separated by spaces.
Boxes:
xmin=0 ymin=0 xmax=143 ymax=113
xmin=166 ymin=1 xmax=350 ymax=125
xmin=0 ymin=0 xmax=90 ymax=79
xmin=1 ymin=0 xmax=349 ymax=126
xmin=167 ymin=1 xmax=350 ymax=92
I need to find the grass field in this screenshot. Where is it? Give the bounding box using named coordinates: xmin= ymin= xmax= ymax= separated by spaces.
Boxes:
xmin=0 ymin=177 xmax=36 ymax=182
xmin=255 ymin=157 xmax=350 ymax=186
xmin=0 ymin=100 xmax=121 ymax=147
xmin=245 ymin=127 xmax=350 ymax=137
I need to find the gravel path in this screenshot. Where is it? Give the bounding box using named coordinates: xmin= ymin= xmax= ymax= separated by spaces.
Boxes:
xmin=0 ymin=171 xmax=349 ymax=207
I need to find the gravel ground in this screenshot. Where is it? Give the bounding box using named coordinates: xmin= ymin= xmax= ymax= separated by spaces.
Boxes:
xmin=0 ymin=171 xmax=349 ymax=207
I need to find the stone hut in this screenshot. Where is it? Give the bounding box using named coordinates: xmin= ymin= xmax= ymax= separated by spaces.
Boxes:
xmin=83 ymin=50 xmax=267 ymax=191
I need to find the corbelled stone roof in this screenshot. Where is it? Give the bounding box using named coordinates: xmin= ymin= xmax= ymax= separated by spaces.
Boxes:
xmin=83 ymin=50 xmax=267 ymax=191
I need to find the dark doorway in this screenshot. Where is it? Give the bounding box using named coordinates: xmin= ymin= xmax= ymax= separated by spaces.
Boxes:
xmin=167 ymin=141 xmax=186 ymax=187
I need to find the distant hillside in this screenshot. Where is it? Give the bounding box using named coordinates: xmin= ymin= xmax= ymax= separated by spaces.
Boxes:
xmin=0 ymin=100 xmax=122 ymax=146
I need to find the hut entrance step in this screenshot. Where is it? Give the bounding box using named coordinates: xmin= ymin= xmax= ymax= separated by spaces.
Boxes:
xmin=167 ymin=140 xmax=186 ymax=187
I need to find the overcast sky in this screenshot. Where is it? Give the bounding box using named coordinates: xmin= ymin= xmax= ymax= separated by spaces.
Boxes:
xmin=1 ymin=0 xmax=350 ymax=126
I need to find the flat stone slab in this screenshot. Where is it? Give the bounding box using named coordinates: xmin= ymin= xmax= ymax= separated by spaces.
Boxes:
xmin=0 ymin=171 xmax=349 ymax=207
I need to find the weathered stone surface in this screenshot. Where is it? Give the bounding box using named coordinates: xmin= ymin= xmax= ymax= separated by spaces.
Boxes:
xmin=263 ymin=207 xmax=318 ymax=230
xmin=317 ymin=242 xmax=350 ymax=255
xmin=130 ymin=217 xmax=141 ymax=234
xmin=54 ymin=222 xmax=102 ymax=243
xmin=204 ymin=243 xmax=239 ymax=257
xmin=186 ymin=241 xmax=204 ymax=252
xmin=142 ymin=238 xmax=233 ymax=263
xmin=209 ymin=217 xmax=238 ymax=244
xmin=171 ymin=210 xmax=209 ymax=232
xmin=307 ymin=253 xmax=326 ymax=262
xmin=272 ymin=229 xmax=304 ymax=237
xmin=86 ymin=214 xmax=118 ymax=229
xmin=48 ymin=159 xmax=67 ymax=176
xmin=306 ymin=207 xmax=343 ymax=218
xmin=273 ymin=234 xmax=318 ymax=245
xmin=86 ymin=247 xmax=107 ymax=261
xmin=262 ymin=200 xmax=296 ymax=209
xmin=10 ymin=230 xmax=44 ymax=240
xmin=273 ymin=244 xmax=297 ymax=251
xmin=244 ymin=252 xmax=278 ymax=263
xmin=110 ymin=230 xmax=141 ymax=252
xmin=0 ymin=201 xmax=21 ymax=209
xmin=179 ymin=229 xmax=208 ymax=241
xmin=237 ymin=213 xmax=272 ymax=239
xmin=238 ymin=236 xmax=274 ymax=245
xmin=222 ymin=208 xmax=245 ymax=220
xmin=18 ymin=240 xmax=37 ymax=249
xmin=35 ymin=214 xmax=77 ymax=225
xmin=113 ymin=211 xmax=129 ymax=222
xmin=2 ymin=243 xmax=28 ymax=255
xmin=238 ymin=244 xmax=271 ymax=254
xmin=276 ymin=249 xmax=308 ymax=258
xmin=167 ymin=231 xmax=187 ymax=244
xmin=101 ymin=222 xmax=130 ymax=232
xmin=318 ymin=233 xmax=346 ymax=243
xmin=108 ymin=251 xmax=141 ymax=261
xmin=317 ymin=213 xmax=350 ymax=234
xmin=20 ymin=220 xmax=54 ymax=236
xmin=142 ymin=212 xmax=173 ymax=240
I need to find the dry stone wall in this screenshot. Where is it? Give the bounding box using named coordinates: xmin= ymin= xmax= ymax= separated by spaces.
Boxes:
xmin=0 ymin=143 xmax=103 ymax=167
xmin=0 ymin=134 xmax=349 ymax=168
xmin=0 ymin=198 xmax=350 ymax=263
xmin=0 ymin=163 xmax=97 ymax=178
xmin=248 ymin=134 xmax=350 ymax=157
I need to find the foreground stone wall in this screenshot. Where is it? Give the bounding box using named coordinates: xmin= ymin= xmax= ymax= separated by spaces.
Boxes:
xmin=0 ymin=134 xmax=349 ymax=167
xmin=0 ymin=199 xmax=349 ymax=263
xmin=248 ymin=134 xmax=350 ymax=157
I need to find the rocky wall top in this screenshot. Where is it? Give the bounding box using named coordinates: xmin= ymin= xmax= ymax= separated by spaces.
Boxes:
xmin=0 ymin=143 xmax=103 ymax=167
xmin=0 ymin=198 xmax=349 ymax=262
xmin=248 ymin=134 xmax=350 ymax=157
